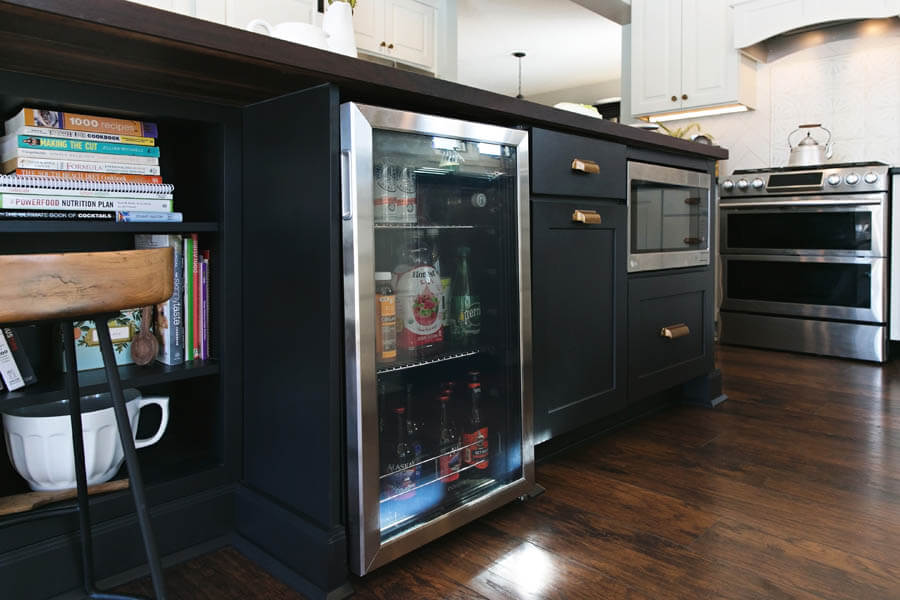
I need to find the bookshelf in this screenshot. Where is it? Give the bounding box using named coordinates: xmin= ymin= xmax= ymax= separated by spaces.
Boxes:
xmin=0 ymin=68 xmax=242 ymax=597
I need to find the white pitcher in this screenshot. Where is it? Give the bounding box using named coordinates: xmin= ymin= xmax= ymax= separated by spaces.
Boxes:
xmin=247 ymin=19 xmax=330 ymax=50
xmin=322 ymin=1 xmax=358 ymax=58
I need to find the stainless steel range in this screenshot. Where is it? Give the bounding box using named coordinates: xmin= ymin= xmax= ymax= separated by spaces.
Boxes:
xmin=718 ymin=161 xmax=891 ymax=362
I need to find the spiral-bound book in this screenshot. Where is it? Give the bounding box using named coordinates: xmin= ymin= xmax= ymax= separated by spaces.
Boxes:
xmin=0 ymin=173 xmax=173 ymax=197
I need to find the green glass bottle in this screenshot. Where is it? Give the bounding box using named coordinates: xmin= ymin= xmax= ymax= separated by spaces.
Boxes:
xmin=450 ymin=246 xmax=481 ymax=349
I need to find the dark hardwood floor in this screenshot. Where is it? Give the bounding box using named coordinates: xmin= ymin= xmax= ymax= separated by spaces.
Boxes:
xmin=115 ymin=345 xmax=900 ymax=599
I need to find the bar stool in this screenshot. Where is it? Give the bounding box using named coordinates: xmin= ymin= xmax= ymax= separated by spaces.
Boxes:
xmin=0 ymin=248 xmax=173 ymax=600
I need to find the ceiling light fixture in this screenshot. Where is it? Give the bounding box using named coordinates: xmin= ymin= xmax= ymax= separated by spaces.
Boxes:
xmin=512 ymin=51 xmax=526 ymax=99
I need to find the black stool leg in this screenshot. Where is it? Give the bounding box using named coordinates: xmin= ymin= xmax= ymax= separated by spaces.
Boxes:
xmin=61 ymin=320 xmax=98 ymax=597
xmin=63 ymin=319 xmax=154 ymax=600
xmin=95 ymin=317 xmax=167 ymax=600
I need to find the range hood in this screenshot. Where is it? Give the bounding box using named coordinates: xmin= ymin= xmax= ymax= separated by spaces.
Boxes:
xmin=732 ymin=0 xmax=900 ymax=59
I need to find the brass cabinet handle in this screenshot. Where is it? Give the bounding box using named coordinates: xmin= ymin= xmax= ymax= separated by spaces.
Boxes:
xmin=572 ymin=209 xmax=602 ymax=225
xmin=684 ymin=197 xmax=700 ymax=205
xmin=671 ymin=95 xmax=678 ymax=102
xmin=571 ymin=158 xmax=600 ymax=174
xmin=683 ymin=237 xmax=703 ymax=245
xmin=380 ymin=41 xmax=387 ymax=47
xmin=682 ymin=94 xmax=688 ymax=100
xmin=660 ymin=323 xmax=690 ymax=339
xmin=388 ymin=43 xmax=394 ymax=49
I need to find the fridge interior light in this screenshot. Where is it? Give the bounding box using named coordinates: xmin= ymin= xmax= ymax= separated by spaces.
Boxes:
xmin=432 ymin=136 xmax=466 ymax=151
xmin=477 ymin=142 xmax=502 ymax=156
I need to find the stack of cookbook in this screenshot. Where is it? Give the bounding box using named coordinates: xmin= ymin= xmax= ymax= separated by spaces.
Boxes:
xmin=0 ymin=107 xmax=178 ymax=222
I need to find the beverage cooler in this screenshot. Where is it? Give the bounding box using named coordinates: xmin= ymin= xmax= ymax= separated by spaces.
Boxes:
xmin=340 ymin=103 xmax=534 ymax=575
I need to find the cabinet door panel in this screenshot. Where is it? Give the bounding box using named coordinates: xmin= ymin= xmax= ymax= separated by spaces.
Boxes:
xmin=385 ymin=0 xmax=435 ymax=69
xmin=681 ymin=0 xmax=739 ymax=109
xmin=532 ymin=200 xmax=627 ymax=444
xmin=631 ymin=0 xmax=682 ymax=116
xmin=628 ymin=270 xmax=713 ymax=399
xmin=530 ymin=129 xmax=626 ymax=199
xmin=354 ymin=0 xmax=385 ymax=55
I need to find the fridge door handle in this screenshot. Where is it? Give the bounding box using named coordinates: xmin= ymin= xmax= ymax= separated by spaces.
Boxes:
xmin=341 ymin=149 xmax=353 ymax=221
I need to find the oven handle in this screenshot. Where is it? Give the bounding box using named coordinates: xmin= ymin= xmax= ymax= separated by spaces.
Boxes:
xmin=721 ymin=194 xmax=884 ymax=208
xmin=721 ymin=253 xmax=884 ymax=265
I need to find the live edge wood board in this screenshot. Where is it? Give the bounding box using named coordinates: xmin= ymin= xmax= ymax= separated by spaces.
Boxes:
xmin=0 ymin=0 xmax=727 ymax=161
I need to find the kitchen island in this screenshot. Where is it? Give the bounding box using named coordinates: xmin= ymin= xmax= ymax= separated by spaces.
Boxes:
xmin=0 ymin=2 xmax=725 ymax=599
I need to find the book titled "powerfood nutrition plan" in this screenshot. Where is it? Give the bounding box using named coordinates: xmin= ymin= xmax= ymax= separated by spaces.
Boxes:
xmin=0 ymin=107 xmax=180 ymax=222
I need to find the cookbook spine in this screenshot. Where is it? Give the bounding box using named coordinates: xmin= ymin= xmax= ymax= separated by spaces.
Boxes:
xmin=15 ymin=169 xmax=163 ymax=184
xmin=12 ymin=126 xmax=155 ymax=146
xmin=8 ymin=135 xmax=160 ymax=157
xmin=3 ymin=147 xmax=158 ymax=165
xmin=183 ymin=236 xmax=193 ymax=361
xmin=0 ymin=208 xmax=116 ymax=220
xmin=191 ymin=233 xmax=200 ymax=360
xmin=3 ymin=157 xmax=161 ymax=175
xmin=0 ymin=194 xmax=172 ymax=212
xmin=134 ymin=235 xmax=184 ymax=365
xmin=6 ymin=108 xmax=158 ymax=138
xmin=116 ymin=211 xmax=183 ymax=222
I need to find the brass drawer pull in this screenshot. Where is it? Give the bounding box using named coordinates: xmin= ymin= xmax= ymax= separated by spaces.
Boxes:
xmin=572 ymin=209 xmax=602 ymax=225
xmin=684 ymin=197 xmax=700 ymax=205
xmin=660 ymin=323 xmax=690 ymax=339
xmin=683 ymin=237 xmax=703 ymax=245
xmin=571 ymin=158 xmax=600 ymax=174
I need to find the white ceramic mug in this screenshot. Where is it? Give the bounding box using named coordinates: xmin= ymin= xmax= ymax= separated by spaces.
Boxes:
xmin=2 ymin=389 xmax=169 ymax=491
xmin=247 ymin=19 xmax=330 ymax=50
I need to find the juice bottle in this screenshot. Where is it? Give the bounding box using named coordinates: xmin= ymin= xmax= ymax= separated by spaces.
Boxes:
xmin=375 ymin=272 xmax=397 ymax=364
xmin=394 ymin=234 xmax=444 ymax=361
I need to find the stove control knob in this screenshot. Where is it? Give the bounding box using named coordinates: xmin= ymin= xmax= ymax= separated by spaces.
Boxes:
xmin=845 ymin=173 xmax=860 ymax=185
xmin=751 ymin=178 xmax=764 ymax=190
xmin=826 ymin=174 xmax=842 ymax=186
xmin=722 ymin=180 xmax=734 ymax=191
xmin=737 ymin=178 xmax=749 ymax=191
xmin=864 ymin=172 xmax=878 ymax=184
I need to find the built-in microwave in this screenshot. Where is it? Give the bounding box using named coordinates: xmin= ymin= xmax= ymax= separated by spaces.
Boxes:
xmin=627 ymin=161 xmax=711 ymax=272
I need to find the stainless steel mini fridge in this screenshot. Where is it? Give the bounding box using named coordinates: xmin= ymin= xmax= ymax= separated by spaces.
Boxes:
xmin=340 ymin=102 xmax=534 ymax=575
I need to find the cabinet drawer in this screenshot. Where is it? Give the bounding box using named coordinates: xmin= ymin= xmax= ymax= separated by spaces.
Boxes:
xmin=531 ymin=128 xmax=626 ymax=199
xmin=628 ymin=270 xmax=713 ymax=399
xmin=531 ymin=199 xmax=627 ymax=443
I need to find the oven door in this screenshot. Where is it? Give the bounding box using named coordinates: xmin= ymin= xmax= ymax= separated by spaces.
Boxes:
xmin=721 ymin=254 xmax=886 ymax=323
xmin=627 ymin=161 xmax=711 ymax=272
xmin=720 ymin=196 xmax=885 ymax=257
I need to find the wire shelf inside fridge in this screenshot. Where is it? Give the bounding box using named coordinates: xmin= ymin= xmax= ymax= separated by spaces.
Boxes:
xmin=376 ymin=350 xmax=481 ymax=374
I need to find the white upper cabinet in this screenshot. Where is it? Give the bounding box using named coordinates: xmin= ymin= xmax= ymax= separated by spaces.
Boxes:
xmin=355 ymin=0 xmax=437 ymax=71
xmin=631 ymin=0 xmax=757 ymax=118
xmin=630 ymin=0 xmax=683 ymax=116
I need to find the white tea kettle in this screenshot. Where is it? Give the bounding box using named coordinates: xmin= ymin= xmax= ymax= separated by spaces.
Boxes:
xmin=788 ymin=124 xmax=833 ymax=167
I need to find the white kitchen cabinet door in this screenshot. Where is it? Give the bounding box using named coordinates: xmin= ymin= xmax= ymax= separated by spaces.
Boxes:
xmin=354 ymin=0 xmax=386 ymax=55
xmin=630 ymin=0 xmax=683 ymax=116
xmin=384 ymin=0 xmax=436 ymax=70
xmin=225 ymin=0 xmax=318 ymax=29
xmin=681 ymin=0 xmax=739 ymax=109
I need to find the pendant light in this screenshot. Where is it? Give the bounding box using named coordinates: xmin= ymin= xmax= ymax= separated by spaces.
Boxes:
xmin=512 ymin=51 xmax=526 ymax=99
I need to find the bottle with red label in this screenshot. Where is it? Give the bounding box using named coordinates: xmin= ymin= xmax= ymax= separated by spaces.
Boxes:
xmin=393 ymin=234 xmax=444 ymax=362
xmin=462 ymin=370 xmax=488 ymax=472
xmin=383 ymin=406 xmax=417 ymax=501
xmin=438 ymin=393 xmax=461 ymax=483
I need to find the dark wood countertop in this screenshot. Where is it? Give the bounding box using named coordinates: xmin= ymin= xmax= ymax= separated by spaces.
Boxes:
xmin=0 ymin=0 xmax=727 ymax=160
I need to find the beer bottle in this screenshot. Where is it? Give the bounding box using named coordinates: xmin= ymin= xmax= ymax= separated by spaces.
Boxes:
xmin=462 ymin=371 xmax=488 ymax=471
xmin=404 ymin=384 xmax=425 ymax=481
xmin=384 ymin=407 xmax=417 ymax=500
xmin=449 ymin=246 xmax=481 ymax=349
xmin=438 ymin=393 xmax=461 ymax=483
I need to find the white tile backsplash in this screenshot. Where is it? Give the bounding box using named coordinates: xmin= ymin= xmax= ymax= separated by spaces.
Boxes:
xmin=663 ymin=34 xmax=900 ymax=173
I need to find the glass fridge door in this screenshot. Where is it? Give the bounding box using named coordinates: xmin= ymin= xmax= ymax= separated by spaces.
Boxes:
xmin=342 ymin=103 xmax=533 ymax=575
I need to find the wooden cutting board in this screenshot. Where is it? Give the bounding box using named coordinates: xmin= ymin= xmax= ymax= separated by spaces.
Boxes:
xmin=0 ymin=478 xmax=130 ymax=516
